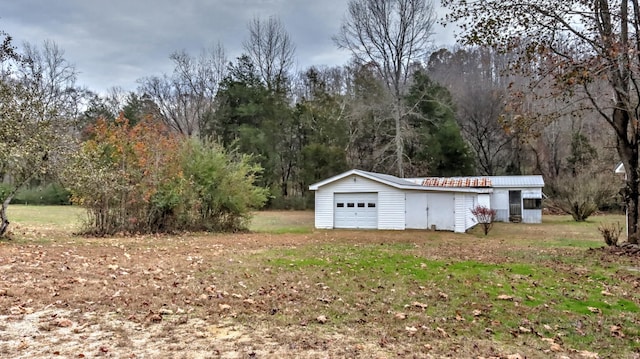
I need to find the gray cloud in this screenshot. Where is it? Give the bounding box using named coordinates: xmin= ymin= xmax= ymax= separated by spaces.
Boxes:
xmin=0 ymin=0 xmax=456 ymax=93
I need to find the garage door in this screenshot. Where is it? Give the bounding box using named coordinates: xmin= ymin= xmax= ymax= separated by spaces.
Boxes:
xmin=334 ymin=193 xmax=378 ymax=229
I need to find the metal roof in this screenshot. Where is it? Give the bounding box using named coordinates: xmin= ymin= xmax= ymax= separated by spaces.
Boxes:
xmin=488 ymin=175 xmax=544 ymax=187
xmin=308 ymin=170 xmax=543 ymax=192
xmin=358 ymin=170 xmax=419 ymax=187
xmin=420 ymin=177 xmax=492 ymax=187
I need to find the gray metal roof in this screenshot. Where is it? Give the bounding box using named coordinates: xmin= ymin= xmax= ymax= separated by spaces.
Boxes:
xmin=487 ymin=175 xmax=544 ymax=187
xmin=357 ymin=170 xmax=419 ymax=187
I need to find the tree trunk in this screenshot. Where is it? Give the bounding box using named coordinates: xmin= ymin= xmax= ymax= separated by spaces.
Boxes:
xmin=394 ymin=100 xmax=404 ymax=178
xmin=616 ymin=106 xmax=640 ymax=244
xmin=623 ymin=158 xmax=640 ymax=244
xmin=0 ymin=197 xmax=11 ymax=238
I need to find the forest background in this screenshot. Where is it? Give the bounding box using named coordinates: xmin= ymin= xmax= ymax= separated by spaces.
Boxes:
xmin=0 ymin=0 xmax=623 ymax=235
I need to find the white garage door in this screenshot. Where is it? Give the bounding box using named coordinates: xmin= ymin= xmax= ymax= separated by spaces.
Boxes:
xmin=334 ymin=193 xmax=378 ymax=229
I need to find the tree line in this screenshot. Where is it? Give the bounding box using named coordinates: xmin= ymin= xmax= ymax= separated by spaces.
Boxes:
xmin=1 ymin=0 xmax=630 ymax=237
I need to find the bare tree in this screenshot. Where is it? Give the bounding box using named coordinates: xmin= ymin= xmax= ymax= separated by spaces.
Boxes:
xmin=443 ymin=0 xmax=640 ymax=242
xmin=1 ymin=38 xmax=79 ymax=237
xmin=19 ymin=40 xmax=80 ymax=123
xmin=138 ymin=42 xmax=227 ymax=136
xmin=243 ymin=15 xmax=296 ymax=92
xmin=334 ymin=0 xmax=436 ymax=177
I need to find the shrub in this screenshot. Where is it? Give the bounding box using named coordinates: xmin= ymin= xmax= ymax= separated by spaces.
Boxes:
xmin=548 ymin=172 xmax=618 ymax=222
xmin=598 ymin=222 xmax=623 ymax=247
xmin=62 ymin=115 xmax=268 ymax=235
xmin=471 ymin=205 xmax=497 ymax=235
xmin=179 ymin=139 xmax=268 ymax=231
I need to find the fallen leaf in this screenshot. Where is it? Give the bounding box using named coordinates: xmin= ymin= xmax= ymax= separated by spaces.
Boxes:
xmin=497 ymin=294 xmax=513 ymax=301
xmin=395 ymin=312 xmax=407 ymax=320
xmin=219 ymin=304 xmax=231 ymax=311
xmin=56 ymin=318 xmax=73 ymax=328
xmin=436 ymin=327 xmax=449 ymax=338
xmin=405 ymin=326 xmax=418 ymax=334
xmin=506 ymin=354 xmax=524 ymax=359
xmin=412 ymin=301 xmax=428 ymax=309
xmin=550 ymin=343 xmax=563 ymax=352
xmin=472 ymin=309 xmax=482 ymax=316
xmin=610 ymin=325 xmax=625 ymax=338
xmin=316 ymin=315 xmax=328 ymax=324
xmin=145 ymin=313 xmax=162 ymax=323
xmin=587 ymin=307 xmax=601 ymax=314
xmin=578 ymin=350 xmax=600 ymax=358
xmin=601 ymin=290 xmax=613 ymax=296
xmin=518 ymin=326 xmax=531 ymax=333
xmin=438 ymin=292 xmax=448 ymax=300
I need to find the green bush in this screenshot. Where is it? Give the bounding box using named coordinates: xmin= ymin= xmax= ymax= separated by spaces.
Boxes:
xmin=179 ymin=139 xmax=269 ymax=231
xmin=12 ymin=183 xmax=71 ymax=205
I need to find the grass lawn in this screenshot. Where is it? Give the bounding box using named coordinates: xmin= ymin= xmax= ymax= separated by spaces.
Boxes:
xmin=0 ymin=205 xmax=638 ymax=358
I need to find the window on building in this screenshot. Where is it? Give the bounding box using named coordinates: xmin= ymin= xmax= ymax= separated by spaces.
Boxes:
xmin=357 ymin=203 xmax=365 ymax=208
xmin=337 ymin=203 xmax=344 ymax=208
xmin=347 ymin=203 xmax=355 ymax=208
xmin=523 ymin=198 xmax=542 ymax=210
xmin=367 ymin=203 xmax=376 ymax=208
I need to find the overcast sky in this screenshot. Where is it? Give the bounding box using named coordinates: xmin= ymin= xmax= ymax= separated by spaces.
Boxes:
xmin=0 ymin=0 xmax=457 ymax=94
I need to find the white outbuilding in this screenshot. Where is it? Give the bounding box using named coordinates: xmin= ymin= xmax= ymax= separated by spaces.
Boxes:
xmin=309 ymin=169 xmax=545 ymax=233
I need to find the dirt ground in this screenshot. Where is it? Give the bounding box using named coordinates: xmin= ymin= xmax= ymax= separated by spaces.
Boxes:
xmin=0 ymin=230 xmax=422 ymax=359
xmin=0 ymin=221 xmax=636 ymax=359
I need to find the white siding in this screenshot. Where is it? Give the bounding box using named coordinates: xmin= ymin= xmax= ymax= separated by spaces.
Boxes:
xmin=379 ymin=190 xmax=407 ymax=230
xmin=454 ymin=193 xmax=480 ymax=233
xmin=314 ymin=187 xmax=334 ymax=229
xmin=465 ymin=194 xmax=479 ymax=232
xmin=522 ymin=209 xmax=542 ymax=224
xmin=478 ymin=194 xmax=491 ymax=208
xmin=454 ymin=193 xmax=466 ymax=233
xmin=315 ymin=174 xmax=405 ymax=230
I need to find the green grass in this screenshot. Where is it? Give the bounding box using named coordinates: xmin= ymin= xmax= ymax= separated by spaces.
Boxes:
xmin=248 ymin=210 xmax=314 ymax=233
xmin=7 ymin=204 xmax=84 ymax=226
xmin=251 ymin=241 xmax=640 ymax=355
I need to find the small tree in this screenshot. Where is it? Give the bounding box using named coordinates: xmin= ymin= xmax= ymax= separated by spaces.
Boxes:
xmin=471 ymin=205 xmax=497 ymax=235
